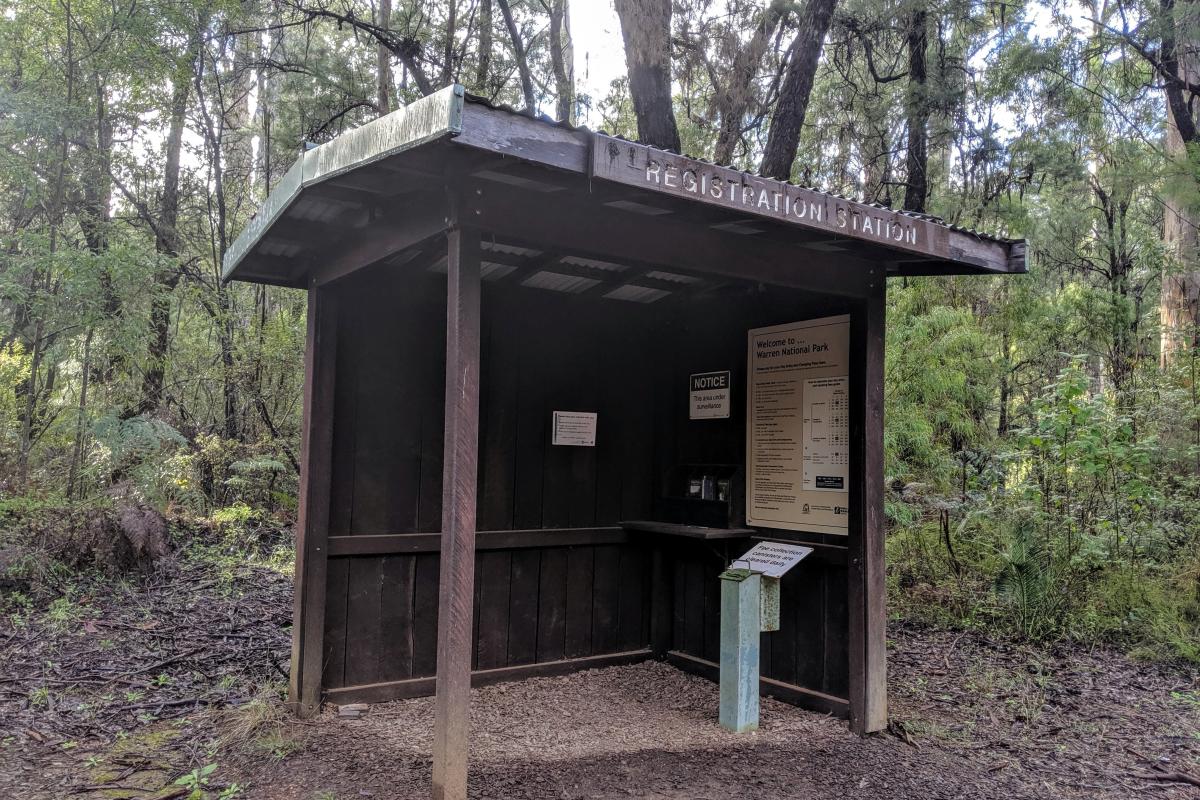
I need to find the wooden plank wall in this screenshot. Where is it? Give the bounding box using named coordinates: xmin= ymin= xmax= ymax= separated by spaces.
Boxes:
xmin=650 ymin=289 xmax=853 ymax=713
xmin=320 ymin=266 xmax=657 ymax=692
xmin=314 ymin=263 xmax=858 ymax=713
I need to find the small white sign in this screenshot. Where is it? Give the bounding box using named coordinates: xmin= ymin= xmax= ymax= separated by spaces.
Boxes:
xmin=732 ymin=541 xmax=813 ymax=578
xmin=689 ymin=370 xmax=731 ymax=419
xmin=552 ymin=411 xmax=597 ymax=447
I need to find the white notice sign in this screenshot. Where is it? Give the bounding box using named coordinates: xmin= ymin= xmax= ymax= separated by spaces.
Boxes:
xmin=746 ymin=315 xmax=850 ymax=534
xmin=552 ymin=411 xmax=597 ymax=447
xmin=733 ymin=541 xmax=814 ymax=578
xmin=689 ymin=371 xmax=731 ymax=419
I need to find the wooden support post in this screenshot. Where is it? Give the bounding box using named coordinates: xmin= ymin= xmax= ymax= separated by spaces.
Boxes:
xmin=718 ymin=568 xmax=761 ymax=733
xmin=649 ymin=543 xmax=672 ymax=657
xmin=848 ymin=277 xmax=888 ymax=735
xmin=290 ymin=282 xmax=338 ymax=718
xmin=431 ymin=223 xmax=482 ymax=800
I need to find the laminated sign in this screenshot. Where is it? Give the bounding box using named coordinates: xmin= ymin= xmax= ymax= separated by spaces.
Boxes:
xmin=732 ymin=541 xmax=814 ymax=578
xmin=552 ymin=411 xmax=597 ymax=447
xmin=746 ymin=315 xmax=850 ymax=534
xmin=689 ymin=371 xmax=731 ymax=419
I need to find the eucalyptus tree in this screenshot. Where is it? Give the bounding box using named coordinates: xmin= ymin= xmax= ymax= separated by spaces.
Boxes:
xmin=759 ymin=0 xmax=839 ymax=178
xmin=615 ymin=0 xmax=682 ymax=150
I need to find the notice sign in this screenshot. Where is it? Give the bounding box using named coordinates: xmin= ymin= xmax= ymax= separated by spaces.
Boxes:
xmin=732 ymin=541 xmax=813 ymax=578
xmin=689 ymin=371 xmax=731 ymax=419
xmin=552 ymin=411 xmax=597 ymax=447
xmin=747 ymin=315 xmax=850 ymax=535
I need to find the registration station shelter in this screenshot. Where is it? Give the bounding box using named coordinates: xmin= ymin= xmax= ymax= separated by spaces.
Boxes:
xmin=222 ymin=85 xmax=1025 ymax=797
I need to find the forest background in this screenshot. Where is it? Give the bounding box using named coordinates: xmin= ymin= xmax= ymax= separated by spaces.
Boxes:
xmin=3 ymin=0 xmax=1200 ymax=663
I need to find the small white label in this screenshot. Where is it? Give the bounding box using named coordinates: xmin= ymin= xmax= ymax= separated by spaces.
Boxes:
xmin=552 ymin=411 xmax=597 ymax=447
xmin=689 ymin=370 xmax=731 ymax=419
xmin=732 ymin=541 xmax=813 ymax=578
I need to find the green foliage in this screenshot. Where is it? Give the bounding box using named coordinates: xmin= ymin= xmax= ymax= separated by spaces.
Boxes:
xmin=174 ymin=762 xmax=218 ymax=799
xmin=0 ymin=0 xmax=1198 ymax=668
xmin=890 ymin=356 xmax=1200 ymax=661
xmin=994 ymin=518 xmax=1059 ymax=639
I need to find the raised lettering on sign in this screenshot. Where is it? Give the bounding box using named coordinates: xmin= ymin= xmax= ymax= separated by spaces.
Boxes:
xmin=592 ymin=134 xmax=949 ymax=260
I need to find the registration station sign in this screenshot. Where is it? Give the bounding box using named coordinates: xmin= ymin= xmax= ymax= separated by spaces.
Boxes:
xmin=591 ymin=133 xmax=949 ymax=261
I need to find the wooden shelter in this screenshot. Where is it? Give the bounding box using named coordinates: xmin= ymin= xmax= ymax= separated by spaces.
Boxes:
xmin=223 ymin=85 xmax=1026 ymax=799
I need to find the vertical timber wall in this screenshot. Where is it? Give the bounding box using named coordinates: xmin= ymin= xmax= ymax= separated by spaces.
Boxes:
xmin=310 ymin=262 xmax=859 ymax=716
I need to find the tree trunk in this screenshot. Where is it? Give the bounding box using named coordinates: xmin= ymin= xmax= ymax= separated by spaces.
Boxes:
xmin=758 ymin=0 xmax=838 ymax=179
xmin=1161 ymin=0 xmax=1200 ymax=366
xmin=80 ymin=87 xmax=114 ymax=286
xmin=67 ymin=327 xmax=94 ymax=499
xmin=713 ymin=0 xmax=787 ymax=165
xmin=474 ymin=0 xmax=492 ymax=93
xmin=376 ymin=0 xmax=395 ymax=113
xmin=442 ymin=0 xmax=457 ymax=87
xmin=902 ymin=5 xmax=928 ymax=213
xmin=549 ymin=0 xmax=574 ymax=124
xmin=614 ymin=0 xmax=681 ymax=152
xmin=497 ymin=0 xmax=536 ymax=110
xmin=219 ymin=282 xmax=239 ymax=441
xmin=194 ymin=34 xmax=241 ymax=442
xmin=137 ymin=48 xmax=192 ymax=418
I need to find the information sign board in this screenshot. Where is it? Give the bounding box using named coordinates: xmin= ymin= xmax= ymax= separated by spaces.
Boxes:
xmin=746 ymin=315 xmax=850 ymax=534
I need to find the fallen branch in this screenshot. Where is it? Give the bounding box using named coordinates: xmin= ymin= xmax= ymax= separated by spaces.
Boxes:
xmin=1125 ymin=746 xmax=1200 ymax=787
xmin=1130 ymin=769 xmax=1200 ymax=788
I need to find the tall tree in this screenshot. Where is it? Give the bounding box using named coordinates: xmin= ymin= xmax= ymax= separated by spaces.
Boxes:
xmin=902 ymin=3 xmax=928 ymax=212
xmin=474 ymin=0 xmax=493 ymax=93
xmin=759 ymin=0 xmax=838 ymax=179
xmin=137 ymin=21 xmax=205 ymax=418
xmin=1159 ymin=0 xmax=1200 ymax=365
xmin=497 ymin=0 xmax=536 ymax=110
xmin=547 ymin=0 xmax=574 ymax=123
xmin=376 ymin=0 xmax=395 ymax=113
xmin=614 ymin=0 xmax=681 ymax=151
xmin=711 ymin=0 xmax=788 ymax=165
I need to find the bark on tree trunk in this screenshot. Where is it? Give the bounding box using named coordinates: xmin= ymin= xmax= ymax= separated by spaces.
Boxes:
xmin=442 ymin=0 xmax=457 ymax=87
xmin=549 ymin=0 xmax=574 ymax=124
xmin=497 ymin=0 xmax=536 ymax=110
xmin=614 ymin=0 xmax=681 ymax=152
xmin=376 ymin=0 xmax=395 ymax=113
xmin=67 ymin=327 xmax=93 ymax=499
xmin=137 ymin=49 xmax=192 ymax=418
xmin=758 ymin=0 xmax=838 ymax=179
xmin=474 ymin=0 xmax=492 ymax=93
xmin=1161 ymin=0 xmax=1200 ymax=366
xmin=712 ymin=0 xmax=787 ymax=166
xmin=902 ymin=5 xmax=928 ymax=213
xmin=81 ymin=88 xmax=115 ymax=307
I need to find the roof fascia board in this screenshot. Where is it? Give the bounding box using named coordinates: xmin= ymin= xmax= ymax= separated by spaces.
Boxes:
xmin=453 ymin=101 xmax=590 ymax=173
xmin=222 ymin=84 xmax=466 ymax=282
xmin=591 ymin=134 xmax=1022 ymax=274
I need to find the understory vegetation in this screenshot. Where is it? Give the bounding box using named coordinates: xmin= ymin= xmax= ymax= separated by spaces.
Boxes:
xmin=885 ymin=288 xmax=1200 ymax=661
xmin=3 ymin=0 xmax=1200 ymax=672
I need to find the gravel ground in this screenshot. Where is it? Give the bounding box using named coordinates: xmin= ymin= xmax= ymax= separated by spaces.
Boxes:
xmin=3 ymin=557 xmax=1198 ymax=800
xmin=229 ymin=627 xmax=1200 ymax=800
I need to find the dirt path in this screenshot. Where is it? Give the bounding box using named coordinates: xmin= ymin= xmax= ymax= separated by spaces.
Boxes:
xmin=2 ymin=561 xmax=1198 ymax=799
xmin=227 ymin=638 xmax=1200 ymax=800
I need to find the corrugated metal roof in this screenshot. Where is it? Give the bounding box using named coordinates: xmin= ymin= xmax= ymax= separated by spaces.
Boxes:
xmin=222 ymin=84 xmax=1024 ymax=285
xmin=461 ymin=91 xmax=1020 ymax=248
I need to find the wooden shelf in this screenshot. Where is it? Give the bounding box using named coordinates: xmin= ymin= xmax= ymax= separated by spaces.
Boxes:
xmin=619 ymin=520 xmax=756 ymax=540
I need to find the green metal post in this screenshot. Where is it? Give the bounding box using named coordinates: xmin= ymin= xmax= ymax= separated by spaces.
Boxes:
xmin=719 ymin=567 xmax=761 ymax=732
